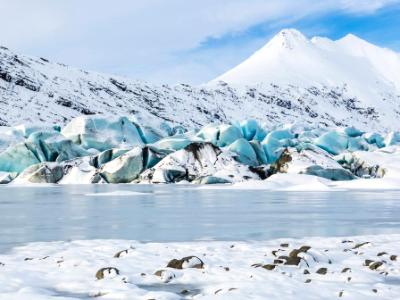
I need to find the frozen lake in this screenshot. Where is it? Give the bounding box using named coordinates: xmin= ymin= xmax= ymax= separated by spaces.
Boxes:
xmin=0 ymin=185 xmax=400 ymax=253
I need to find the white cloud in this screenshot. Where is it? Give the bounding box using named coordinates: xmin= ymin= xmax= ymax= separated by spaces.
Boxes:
xmin=339 ymin=0 xmax=399 ymax=13
xmin=0 ymin=0 xmax=398 ymax=83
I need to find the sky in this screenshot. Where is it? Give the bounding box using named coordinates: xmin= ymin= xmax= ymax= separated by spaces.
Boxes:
xmin=0 ymin=0 xmax=399 ymax=84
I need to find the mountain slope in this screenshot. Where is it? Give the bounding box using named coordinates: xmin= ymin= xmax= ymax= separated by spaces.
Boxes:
xmin=1 ymin=29 xmax=400 ymax=132
xmin=215 ymin=29 xmax=400 ymax=111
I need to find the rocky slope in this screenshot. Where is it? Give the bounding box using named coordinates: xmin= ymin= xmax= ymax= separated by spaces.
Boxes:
xmin=1 ymin=29 xmax=400 ymax=131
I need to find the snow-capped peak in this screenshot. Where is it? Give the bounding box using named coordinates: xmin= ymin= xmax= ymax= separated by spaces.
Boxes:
xmin=214 ymin=29 xmax=400 ymax=106
xmin=268 ymin=28 xmax=309 ymax=50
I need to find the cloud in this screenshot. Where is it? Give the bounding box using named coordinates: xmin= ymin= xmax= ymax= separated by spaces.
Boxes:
xmin=0 ymin=0 xmax=398 ymax=83
xmin=339 ymin=0 xmax=400 ymax=13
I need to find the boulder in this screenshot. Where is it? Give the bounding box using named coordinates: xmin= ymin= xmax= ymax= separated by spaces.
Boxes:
xmin=166 ymin=256 xmax=204 ymax=269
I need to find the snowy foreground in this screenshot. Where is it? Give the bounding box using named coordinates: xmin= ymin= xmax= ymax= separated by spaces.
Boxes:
xmin=0 ymin=235 xmax=399 ymax=300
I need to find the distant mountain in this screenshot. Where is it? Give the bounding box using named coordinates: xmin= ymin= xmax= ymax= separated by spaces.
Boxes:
xmin=216 ymin=29 xmax=400 ymax=123
xmin=1 ymin=29 xmax=399 ymax=131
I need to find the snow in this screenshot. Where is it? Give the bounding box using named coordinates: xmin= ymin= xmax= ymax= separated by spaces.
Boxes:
xmin=0 ymin=234 xmax=399 ymax=299
xmin=140 ymin=142 xmax=259 ymax=184
xmin=1 ymin=31 xmax=400 ymax=132
xmin=215 ymin=29 xmax=400 ymax=117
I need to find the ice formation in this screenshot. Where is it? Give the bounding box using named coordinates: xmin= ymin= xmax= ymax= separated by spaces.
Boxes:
xmin=0 ymin=116 xmax=399 ymax=185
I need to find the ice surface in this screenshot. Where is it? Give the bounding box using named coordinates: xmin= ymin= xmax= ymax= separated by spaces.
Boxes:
xmin=227 ymin=138 xmax=259 ymax=166
xmin=62 ymin=116 xmax=144 ymax=151
xmin=315 ymin=131 xmax=349 ymax=155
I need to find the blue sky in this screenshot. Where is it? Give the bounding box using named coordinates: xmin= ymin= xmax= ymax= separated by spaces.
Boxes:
xmin=0 ymin=0 xmax=399 ymax=84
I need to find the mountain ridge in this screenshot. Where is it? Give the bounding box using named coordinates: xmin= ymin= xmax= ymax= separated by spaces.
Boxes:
xmin=0 ymin=29 xmax=399 ymax=132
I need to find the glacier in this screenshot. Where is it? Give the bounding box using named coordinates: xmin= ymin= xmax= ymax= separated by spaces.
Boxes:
xmin=1 ymin=116 xmax=399 ymax=186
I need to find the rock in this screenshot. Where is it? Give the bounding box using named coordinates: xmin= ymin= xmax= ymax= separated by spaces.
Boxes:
xmin=261 ymin=134 xmax=288 ymax=164
xmin=341 ymin=267 xmax=351 ymax=273
xmin=390 ymin=255 xmax=397 ymax=261
xmin=369 ymin=261 xmax=383 ymax=270
xmin=13 ymin=163 xmax=64 ymax=184
xmin=154 ymin=269 xmax=176 ymax=282
xmin=262 ymin=264 xmax=276 ymax=270
xmin=352 ymin=242 xmax=370 ymax=249
xmin=316 ymin=267 xmax=328 ymax=275
xmin=95 ymin=267 xmax=120 ymax=280
xmin=100 ymin=147 xmax=143 ymax=183
xmin=338 ymin=152 xmax=386 ymax=178
xmin=274 ymin=259 xmax=284 ymax=264
xmin=114 ymin=249 xmax=129 ymax=258
xmin=268 ymin=149 xmax=292 ymax=174
xmin=364 ymin=259 xmax=374 ymax=266
xmin=166 ymin=256 xmax=204 ymax=269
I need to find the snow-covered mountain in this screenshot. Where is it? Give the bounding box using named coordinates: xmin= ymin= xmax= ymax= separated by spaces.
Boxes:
xmin=1 ymin=29 xmax=400 ymax=131
xmin=216 ymin=29 xmax=400 ymax=109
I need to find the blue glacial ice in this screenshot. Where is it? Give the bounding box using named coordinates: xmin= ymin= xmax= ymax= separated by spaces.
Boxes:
xmin=0 ymin=116 xmax=399 ymax=184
